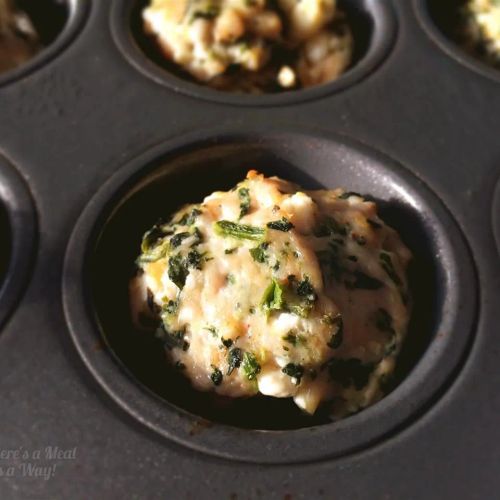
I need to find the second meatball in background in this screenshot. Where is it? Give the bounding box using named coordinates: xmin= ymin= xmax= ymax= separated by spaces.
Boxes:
xmin=142 ymin=0 xmax=353 ymax=93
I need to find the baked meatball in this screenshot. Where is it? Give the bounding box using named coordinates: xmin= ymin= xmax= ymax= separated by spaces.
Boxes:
xmin=131 ymin=172 xmax=412 ymax=418
xmin=142 ymin=0 xmax=353 ymax=92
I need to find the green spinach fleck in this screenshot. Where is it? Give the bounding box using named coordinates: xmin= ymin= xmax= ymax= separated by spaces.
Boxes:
xmin=162 ymin=299 xmax=179 ymax=316
xmin=210 ymin=366 xmax=223 ymax=386
xmin=325 ymin=315 xmax=343 ymax=349
xmin=282 ymin=363 xmax=304 ymax=385
xmin=204 ymin=325 xmax=218 ymax=337
xmin=170 ymin=232 xmax=191 ymax=248
xmin=282 ymin=331 xmax=306 ymax=346
xmin=238 ymin=187 xmax=251 ymax=219
xmin=267 ymin=217 xmax=294 ymax=232
xmin=178 ymin=208 xmax=202 ymax=226
xmin=296 ymin=276 xmax=317 ymax=302
xmin=168 ymin=255 xmax=189 ymax=290
xmin=141 ymin=224 xmax=166 ymax=253
xmin=250 ymin=242 xmax=269 ymax=263
xmin=214 ymin=220 xmax=265 ymax=241
xmin=260 ymin=279 xmax=284 ymax=313
xmin=227 ymin=347 xmax=243 ymax=375
xmin=138 ymin=238 xmax=170 ymax=263
xmin=192 ymin=227 xmax=204 ymax=244
xmin=287 ymin=304 xmax=313 ymax=318
xmin=187 ymin=249 xmax=203 ymax=269
xmin=242 ymin=352 xmax=261 ymax=381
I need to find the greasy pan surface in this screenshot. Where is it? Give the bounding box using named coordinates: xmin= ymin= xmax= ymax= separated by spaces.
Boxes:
xmin=0 ymin=0 xmax=498 ymax=498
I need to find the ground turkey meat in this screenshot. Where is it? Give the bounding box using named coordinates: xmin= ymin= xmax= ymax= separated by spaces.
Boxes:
xmin=131 ymin=171 xmax=412 ymax=418
xmin=142 ymin=0 xmax=353 ymax=92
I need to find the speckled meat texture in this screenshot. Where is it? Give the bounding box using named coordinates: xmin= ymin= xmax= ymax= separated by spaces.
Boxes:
xmin=131 ymin=171 xmax=412 ymax=418
xmin=142 ymin=0 xmax=353 ymax=92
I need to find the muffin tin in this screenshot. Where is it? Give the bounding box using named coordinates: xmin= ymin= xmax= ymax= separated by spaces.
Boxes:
xmin=0 ymin=0 xmax=498 ymax=497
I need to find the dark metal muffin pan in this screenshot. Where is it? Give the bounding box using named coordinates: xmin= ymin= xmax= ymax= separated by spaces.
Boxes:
xmin=0 ymin=0 xmax=498 ymax=497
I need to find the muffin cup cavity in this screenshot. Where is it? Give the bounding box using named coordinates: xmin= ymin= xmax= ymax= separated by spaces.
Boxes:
xmin=414 ymin=0 xmax=500 ymax=83
xmin=111 ymin=0 xmax=397 ymax=106
xmin=0 ymin=0 xmax=89 ymax=86
xmin=0 ymin=155 xmax=37 ymax=332
xmin=63 ymin=128 xmax=477 ymax=464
